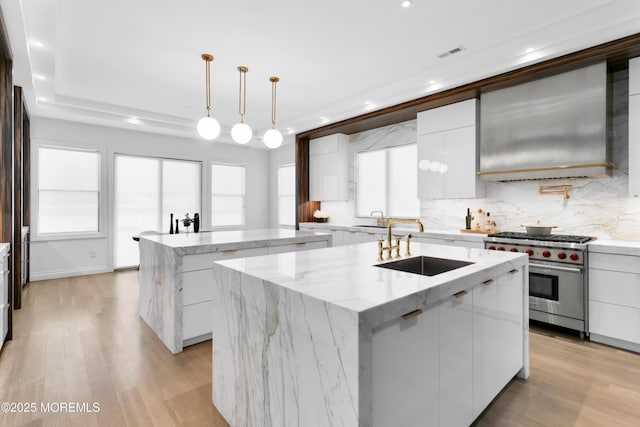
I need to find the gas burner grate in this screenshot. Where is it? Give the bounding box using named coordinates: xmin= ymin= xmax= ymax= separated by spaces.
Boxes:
xmin=487 ymin=232 xmax=594 ymax=244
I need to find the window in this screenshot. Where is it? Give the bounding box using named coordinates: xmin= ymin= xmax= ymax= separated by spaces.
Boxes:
xmin=38 ymin=146 xmax=100 ymax=234
xmin=114 ymin=155 xmax=201 ymax=268
xmin=356 ymin=144 xmax=419 ymax=218
xmin=211 ymin=164 xmax=245 ymax=227
xmin=278 ymin=164 xmax=296 ymax=226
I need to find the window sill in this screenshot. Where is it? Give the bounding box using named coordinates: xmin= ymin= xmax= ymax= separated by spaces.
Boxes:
xmin=31 ymin=232 xmax=107 ymax=242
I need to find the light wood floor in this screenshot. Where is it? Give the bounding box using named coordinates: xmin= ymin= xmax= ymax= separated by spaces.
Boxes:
xmin=0 ymin=271 xmax=639 ymax=426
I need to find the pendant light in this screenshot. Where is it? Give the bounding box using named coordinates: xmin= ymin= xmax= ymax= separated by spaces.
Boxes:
xmin=197 ymin=53 xmax=221 ymax=140
xmin=263 ymin=76 xmax=283 ymax=149
xmin=231 ymin=66 xmax=252 ymax=144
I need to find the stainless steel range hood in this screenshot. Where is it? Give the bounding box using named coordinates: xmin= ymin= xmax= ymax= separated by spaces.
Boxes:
xmin=478 ymin=62 xmax=613 ymax=181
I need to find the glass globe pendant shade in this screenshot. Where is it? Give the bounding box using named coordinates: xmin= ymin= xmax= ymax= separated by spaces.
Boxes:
xmin=231 ymin=122 xmax=253 ymax=144
xmin=197 ymin=116 xmax=221 ymax=140
xmin=263 ymin=128 xmax=283 ymax=149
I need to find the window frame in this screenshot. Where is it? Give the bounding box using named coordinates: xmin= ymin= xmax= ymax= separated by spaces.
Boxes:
xmin=211 ymin=162 xmax=246 ymax=229
xmin=355 ymin=143 xmax=420 ymax=219
xmin=277 ymin=163 xmax=296 ymax=227
xmin=33 ymin=142 xmax=107 ymax=241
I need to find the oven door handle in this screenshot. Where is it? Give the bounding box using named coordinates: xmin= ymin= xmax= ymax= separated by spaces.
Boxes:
xmin=529 ymin=262 xmax=583 ymax=274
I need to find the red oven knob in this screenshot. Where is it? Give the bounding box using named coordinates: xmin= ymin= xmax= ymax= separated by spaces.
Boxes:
xmin=510 ymin=248 xmax=518 ymax=252
xmin=542 ymin=250 xmax=551 ymax=258
xmin=497 ymin=247 xmax=505 ymax=251
xmin=557 ymin=252 xmax=567 ymax=260
xmin=570 ymin=253 xmax=579 ymax=261
xmin=526 ymin=249 xmax=534 ymax=256
xmin=487 ymin=245 xmax=496 ymax=250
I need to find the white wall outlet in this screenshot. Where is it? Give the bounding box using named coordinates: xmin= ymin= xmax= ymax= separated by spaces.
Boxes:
xmin=89 ymin=250 xmax=97 ymax=258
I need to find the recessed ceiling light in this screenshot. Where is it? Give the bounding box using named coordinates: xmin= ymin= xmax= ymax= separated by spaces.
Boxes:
xmin=525 ymin=47 xmax=534 ymax=54
xmin=286 ymin=128 xmax=295 ymax=135
xmin=126 ymin=117 xmax=141 ymax=125
xmin=429 ymin=80 xmax=435 ymax=84
xmin=320 ymin=116 xmax=330 ymax=124
xmin=36 ymin=97 xmax=47 ymax=103
xmin=33 ymin=74 xmax=45 ymax=81
xmin=402 ymin=0 xmax=412 ymax=8
xmin=30 ymin=39 xmax=44 ymax=48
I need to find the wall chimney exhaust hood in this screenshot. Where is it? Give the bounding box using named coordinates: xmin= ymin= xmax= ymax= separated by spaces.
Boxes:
xmin=478 ymin=62 xmax=614 ymax=182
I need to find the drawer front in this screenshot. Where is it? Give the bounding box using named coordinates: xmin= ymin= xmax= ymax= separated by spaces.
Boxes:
xmin=183 ymin=301 xmax=213 ymax=340
xmin=1 ymin=254 xmax=8 ymax=273
xmin=589 ymin=300 xmax=640 ymax=344
xmin=589 ymin=269 xmax=640 ymax=309
xmin=183 ymin=269 xmax=215 ymax=306
xmin=267 ymin=240 xmax=328 ymax=255
xmin=182 ymin=247 xmax=266 ymax=271
xmin=589 ymin=253 xmax=640 ymax=275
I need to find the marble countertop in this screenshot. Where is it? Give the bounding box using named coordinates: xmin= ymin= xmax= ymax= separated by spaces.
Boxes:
xmin=299 ymin=222 xmax=486 ymax=243
xmin=140 ymin=228 xmax=332 ymax=256
xmin=588 ymin=239 xmax=640 ymax=256
xmin=214 ymin=241 xmax=527 ymax=328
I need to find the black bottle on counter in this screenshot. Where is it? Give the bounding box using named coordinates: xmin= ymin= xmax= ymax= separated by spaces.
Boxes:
xmin=175 ymin=219 xmax=180 ymax=234
xmin=169 ymin=213 xmax=174 ymax=234
xmin=465 ymin=208 xmax=472 ymax=230
xmin=194 ymin=213 xmax=200 ymax=233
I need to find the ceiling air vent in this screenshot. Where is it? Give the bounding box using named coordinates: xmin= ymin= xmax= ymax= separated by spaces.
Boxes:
xmin=437 ymin=45 xmax=465 ymax=59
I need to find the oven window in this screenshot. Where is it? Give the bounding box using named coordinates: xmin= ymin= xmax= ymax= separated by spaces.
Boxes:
xmin=530 ymin=273 xmax=559 ymax=301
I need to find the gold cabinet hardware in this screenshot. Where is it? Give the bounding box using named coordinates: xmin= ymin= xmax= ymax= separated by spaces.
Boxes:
xmin=483 ymin=279 xmax=495 ymax=285
xmin=401 ymin=309 xmax=423 ymax=320
xmin=295 ymin=242 xmax=306 ymax=245
xmin=510 ymin=269 xmax=519 ymax=274
xmin=222 ymin=249 xmax=238 ymax=254
xmin=454 ymin=290 xmax=468 ymax=298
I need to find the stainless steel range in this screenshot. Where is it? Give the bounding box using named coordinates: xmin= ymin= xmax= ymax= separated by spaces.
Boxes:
xmin=484 ymin=232 xmax=595 ymax=337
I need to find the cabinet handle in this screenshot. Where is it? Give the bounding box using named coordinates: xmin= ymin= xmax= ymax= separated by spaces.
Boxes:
xmin=453 ymin=290 xmax=468 ymax=298
xmin=222 ymin=249 xmax=238 ymax=254
xmin=401 ymin=309 xmax=423 ymax=320
xmin=445 ymin=239 xmax=455 ymax=243
xmin=510 ymin=269 xmax=519 ymax=274
xmin=483 ymin=279 xmax=495 ymax=285
xmin=296 ymin=242 xmax=306 ymax=245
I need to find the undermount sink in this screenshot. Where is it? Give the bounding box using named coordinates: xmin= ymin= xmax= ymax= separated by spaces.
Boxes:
xmin=375 ymin=256 xmax=474 ymax=276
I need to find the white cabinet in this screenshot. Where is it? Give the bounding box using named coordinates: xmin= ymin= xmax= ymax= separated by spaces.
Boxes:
xmin=309 ymin=133 xmax=349 ymax=201
xmin=629 ymin=57 xmax=640 ymax=96
xmin=372 ymin=268 xmax=524 ymax=426
xmin=589 ymin=251 xmax=640 ymax=352
xmin=417 ymin=99 xmax=484 ymax=199
xmin=439 ymin=287 xmax=473 ymax=426
xmin=372 ymin=302 xmax=440 ymax=427
xmin=473 ymin=268 xmax=524 ymax=418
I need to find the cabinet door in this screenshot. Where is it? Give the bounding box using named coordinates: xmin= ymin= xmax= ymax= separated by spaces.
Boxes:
xmin=472 ymin=277 xmax=500 ymax=417
xmin=342 ymin=229 xmax=360 ymax=245
xmin=309 ymin=134 xmax=348 ymax=201
xmin=267 ymin=240 xmax=328 ymax=255
xmin=440 ymin=288 xmax=473 ymax=426
xmin=629 ymin=94 xmax=640 ymax=196
xmin=495 ymin=269 xmax=524 ymax=384
xmin=417 ymin=99 xmax=476 ymax=135
xmin=372 ymin=305 xmax=439 ymax=427
xmin=417 ymin=132 xmax=445 ymax=199
xmin=630 ymin=57 xmax=640 ymax=96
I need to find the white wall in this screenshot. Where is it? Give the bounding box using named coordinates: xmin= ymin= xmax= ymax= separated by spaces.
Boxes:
xmin=30 ymin=117 xmax=270 ymax=280
xmin=268 ymin=143 xmax=295 ymax=227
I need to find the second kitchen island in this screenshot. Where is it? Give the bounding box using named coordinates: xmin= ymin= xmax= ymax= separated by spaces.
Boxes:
xmin=211 ymin=242 xmax=529 ymax=427
xmin=138 ymin=229 xmax=332 ymax=353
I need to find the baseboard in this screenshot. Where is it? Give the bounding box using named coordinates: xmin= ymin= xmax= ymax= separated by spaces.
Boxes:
xmin=30 ymin=266 xmax=113 ymax=281
xmin=590 ymin=333 xmax=640 ymax=354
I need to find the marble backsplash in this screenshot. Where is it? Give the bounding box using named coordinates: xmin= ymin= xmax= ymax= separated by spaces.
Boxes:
xmin=321 ymin=69 xmax=640 ymax=241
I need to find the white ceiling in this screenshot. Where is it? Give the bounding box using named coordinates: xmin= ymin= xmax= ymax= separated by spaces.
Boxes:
xmin=3 ymin=0 xmax=640 ymax=148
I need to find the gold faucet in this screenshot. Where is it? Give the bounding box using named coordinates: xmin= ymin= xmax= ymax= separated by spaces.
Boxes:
xmin=378 ymin=219 xmax=424 ymax=261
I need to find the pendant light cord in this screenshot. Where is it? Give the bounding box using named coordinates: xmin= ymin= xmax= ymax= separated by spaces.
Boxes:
xmin=238 ymin=66 xmax=248 ymax=123
xmin=270 ymin=76 xmax=279 ymax=128
xmin=203 ymin=54 xmax=213 ymax=117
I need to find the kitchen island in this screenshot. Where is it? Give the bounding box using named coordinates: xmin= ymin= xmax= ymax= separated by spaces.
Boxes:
xmin=138 ymin=229 xmax=332 ymax=353
xmin=211 ymin=241 xmax=529 ymax=427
